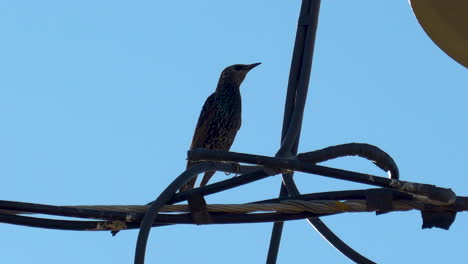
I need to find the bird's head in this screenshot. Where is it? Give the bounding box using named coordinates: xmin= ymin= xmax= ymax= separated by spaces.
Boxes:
xmin=219 ymin=63 xmax=261 ymax=86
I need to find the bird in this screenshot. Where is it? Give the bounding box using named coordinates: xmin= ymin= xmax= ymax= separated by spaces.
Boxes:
xmin=180 ymin=63 xmax=261 ymax=192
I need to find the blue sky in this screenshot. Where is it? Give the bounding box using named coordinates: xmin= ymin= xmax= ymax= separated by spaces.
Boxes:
xmin=0 ymin=1 xmax=467 ymax=263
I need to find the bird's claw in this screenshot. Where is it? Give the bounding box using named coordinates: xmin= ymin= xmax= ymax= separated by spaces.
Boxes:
xmin=224 ymin=162 xmax=241 ymax=177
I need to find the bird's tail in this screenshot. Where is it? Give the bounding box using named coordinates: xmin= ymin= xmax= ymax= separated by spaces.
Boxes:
xmin=199 ymin=171 xmax=215 ymax=188
xmin=179 ymin=162 xmax=216 ymax=192
xmin=179 ymin=161 xmax=197 ymax=192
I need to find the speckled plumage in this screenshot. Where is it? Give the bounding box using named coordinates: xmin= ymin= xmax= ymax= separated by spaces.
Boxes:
xmin=180 ymin=63 xmax=261 ymax=192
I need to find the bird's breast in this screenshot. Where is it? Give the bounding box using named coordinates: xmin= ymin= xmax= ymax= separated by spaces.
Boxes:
xmin=204 ymin=93 xmax=242 ymax=148
xmin=212 ymin=95 xmax=241 ymax=130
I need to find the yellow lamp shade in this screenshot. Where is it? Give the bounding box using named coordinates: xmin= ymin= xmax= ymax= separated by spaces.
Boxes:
xmin=410 ymin=0 xmax=468 ymax=68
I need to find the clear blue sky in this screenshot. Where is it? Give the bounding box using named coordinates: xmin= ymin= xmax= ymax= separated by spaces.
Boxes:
xmin=1 ymin=1 xmax=467 ymax=263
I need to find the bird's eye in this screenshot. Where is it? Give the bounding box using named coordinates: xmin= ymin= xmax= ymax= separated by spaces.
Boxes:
xmin=233 ymin=65 xmax=243 ymax=71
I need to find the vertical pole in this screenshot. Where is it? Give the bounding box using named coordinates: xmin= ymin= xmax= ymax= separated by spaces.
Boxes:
xmin=267 ymin=1 xmax=321 ymax=263
xmin=267 ymin=1 xmax=376 ymax=263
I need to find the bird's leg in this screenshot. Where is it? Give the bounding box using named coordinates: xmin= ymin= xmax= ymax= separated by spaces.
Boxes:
xmin=224 ymin=162 xmax=241 ymax=177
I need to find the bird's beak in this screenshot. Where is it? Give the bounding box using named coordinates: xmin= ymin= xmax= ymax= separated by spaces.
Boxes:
xmin=244 ymin=62 xmax=261 ymax=71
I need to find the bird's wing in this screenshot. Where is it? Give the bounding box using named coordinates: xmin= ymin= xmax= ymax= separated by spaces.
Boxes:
xmin=189 ymin=93 xmax=218 ymax=150
xmin=180 ymin=94 xmax=218 ymax=192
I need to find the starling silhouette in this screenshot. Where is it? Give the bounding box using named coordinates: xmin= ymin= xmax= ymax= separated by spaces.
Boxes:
xmin=180 ymin=63 xmax=261 ymax=192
